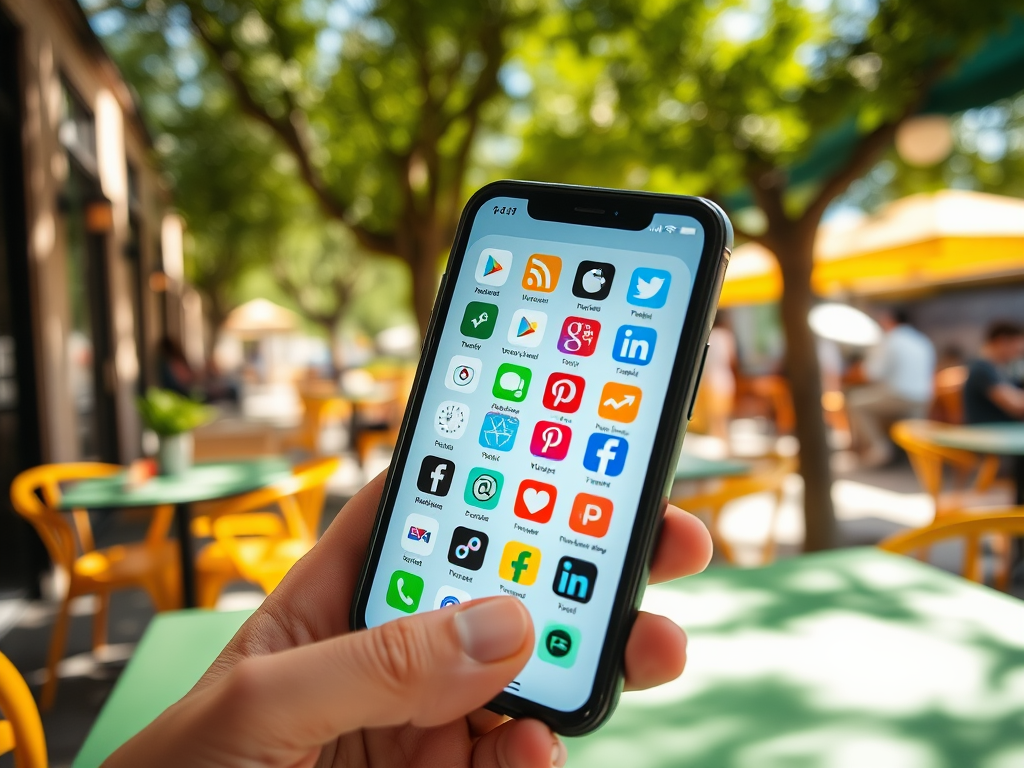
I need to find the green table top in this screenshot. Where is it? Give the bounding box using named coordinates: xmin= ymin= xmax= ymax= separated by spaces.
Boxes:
xmin=928 ymin=422 xmax=1024 ymax=456
xmin=76 ymin=548 xmax=1024 ymax=768
xmin=674 ymin=452 xmax=751 ymax=481
xmin=59 ymin=458 xmax=292 ymax=509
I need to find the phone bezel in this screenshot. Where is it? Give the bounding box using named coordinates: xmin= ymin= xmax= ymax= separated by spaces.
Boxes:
xmin=351 ymin=180 xmax=731 ymax=735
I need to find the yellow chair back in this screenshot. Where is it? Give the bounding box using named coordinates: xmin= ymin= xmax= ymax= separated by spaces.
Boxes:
xmin=9 ymin=463 xmax=121 ymax=571
xmin=0 ymin=650 xmax=47 ymax=768
xmin=890 ymin=420 xmax=1000 ymax=515
xmin=879 ymin=510 xmax=1024 ymax=585
xmin=673 ymin=455 xmax=797 ymax=564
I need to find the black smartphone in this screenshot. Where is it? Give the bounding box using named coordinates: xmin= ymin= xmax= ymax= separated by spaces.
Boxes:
xmin=351 ymin=180 xmax=732 ymax=735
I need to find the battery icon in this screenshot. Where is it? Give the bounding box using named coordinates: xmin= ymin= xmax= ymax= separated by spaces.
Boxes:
xmin=679 ymin=227 xmax=697 ymax=235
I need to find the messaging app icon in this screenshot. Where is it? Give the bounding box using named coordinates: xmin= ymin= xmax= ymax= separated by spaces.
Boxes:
xmin=460 ymin=302 xmax=498 ymax=339
xmin=464 ymin=467 xmax=504 ymax=510
xmin=627 ymin=267 xmax=672 ymax=308
xmin=492 ymin=363 xmax=532 ymax=403
xmin=538 ymin=623 xmax=581 ymax=668
xmin=476 ymin=249 xmax=512 ymax=287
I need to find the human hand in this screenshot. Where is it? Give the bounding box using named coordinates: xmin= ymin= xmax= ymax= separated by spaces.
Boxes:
xmin=104 ymin=471 xmax=712 ymax=768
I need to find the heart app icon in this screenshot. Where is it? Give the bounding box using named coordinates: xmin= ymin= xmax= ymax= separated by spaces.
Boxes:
xmin=515 ymin=479 xmax=557 ymax=524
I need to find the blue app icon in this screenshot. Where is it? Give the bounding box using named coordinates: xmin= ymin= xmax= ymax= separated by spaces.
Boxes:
xmin=479 ymin=411 xmax=520 ymax=452
xmin=612 ymin=325 xmax=657 ymax=366
xmin=583 ymin=434 xmax=629 ymax=477
xmin=627 ymin=268 xmax=672 ymax=308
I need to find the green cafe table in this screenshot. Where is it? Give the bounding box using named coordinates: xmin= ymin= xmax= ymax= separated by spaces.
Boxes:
xmin=673 ymin=452 xmax=751 ymax=483
xmin=59 ymin=458 xmax=292 ymax=608
xmin=928 ymin=422 xmax=1024 ymax=504
xmin=74 ymin=548 xmax=1024 ymax=767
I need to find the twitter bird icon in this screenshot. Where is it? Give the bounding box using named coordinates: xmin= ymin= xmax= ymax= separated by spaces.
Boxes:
xmin=627 ymin=267 xmax=672 ymax=309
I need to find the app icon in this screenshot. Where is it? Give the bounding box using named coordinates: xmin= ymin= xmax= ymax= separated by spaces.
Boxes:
xmin=543 ymin=372 xmax=585 ymax=414
xmin=583 ymin=434 xmax=628 ymax=477
xmin=433 ymin=585 xmax=471 ymax=610
xmin=522 ymin=253 xmax=562 ymax=292
xmin=530 ymin=421 xmax=571 ymax=461
xmin=514 ymin=479 xmax=557 ymax=523
xmin=499 ymin=541 xmax=542 ymax=585
xmin=479 ymin=411 xmax=520 ymax=452
xmin=386 ymin=569 xmax=424 ymax=613
xmin=435 ymin=401 xmax=470 ymax=439
xmin=492 ymin=363 xmax=532 ymax=403
xmin=401 ymin=512 xmax=439 ymax=556
xmin=627 ymin=267 xmax=672 ymax=308
xmin=445 ymin=355 xmax=482 ymax=394
xmin=476 ymin=248 xmax=513 ymax=286
xmin=569 ymin=493 xmax=613 ymax=538
xmin=597 ymin=382 xmax=642 ymax=423
xmin=556 ymin=316 xmax=601 ymax=357
xmin=460 ymin=303 xmax=498 ymax=340
xmin=448 ymin=526 xmax=489 ymax=570
xmin=552 ymin=556 xmax=597 ymax=603
xmin=416 ymin=456 xmax=455 ymax=496
xmin=507 ymin=309 xmax=547 ymax=348
xmin=464 ymin=467 xmax=504 ymax=510
xmin=537 ymin=623 xmax=581 ymax=668
xmin=572 ymin=261 xmax=615 ymax=301
xmin=612 ymin=325 xmax=657 ymax=366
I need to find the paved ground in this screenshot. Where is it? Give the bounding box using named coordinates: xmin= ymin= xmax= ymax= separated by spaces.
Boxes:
xmin=0 ymin=450 xmax=1019 ymax=767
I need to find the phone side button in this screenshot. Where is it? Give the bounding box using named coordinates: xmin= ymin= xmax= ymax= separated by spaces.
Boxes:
xmin=687 ymin=343 xmax=710 ymax=421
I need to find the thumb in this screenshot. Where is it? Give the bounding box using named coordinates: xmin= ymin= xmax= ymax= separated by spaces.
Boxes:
xmin=215 ymin=596 xmax=533 ymax=749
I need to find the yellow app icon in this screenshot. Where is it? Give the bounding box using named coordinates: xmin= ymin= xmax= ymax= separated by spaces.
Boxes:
xmin=499 ymin=541 xmax=542 ymax=585
xmin=597 ymin=382 xmax=643 ymax=423
xmin=521 ymin=254 xmax=562 ymax=293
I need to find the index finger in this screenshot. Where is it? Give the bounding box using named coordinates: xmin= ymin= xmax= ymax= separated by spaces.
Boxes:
xmin=648 ymin=505 xmax=713 ymax=584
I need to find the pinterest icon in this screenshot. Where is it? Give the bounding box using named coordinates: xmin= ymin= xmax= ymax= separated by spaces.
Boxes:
xmin=542 ymin=372 xmax=585 ymax=413
xmin=530 ymin=421 xmax=572 ymax=461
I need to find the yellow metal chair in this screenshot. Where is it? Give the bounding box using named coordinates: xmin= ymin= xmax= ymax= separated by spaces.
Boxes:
xmin=195 ymin=457 xmax=339 ymax=607
xmin=890 ymin=420 xmax=1002 ymax=517
xmin=283 ymin=390 xmax=352 ymax=455
xmin=0 ymin=651 xmax=47 ymax=768
xmin=879 ymin=510 xmax=1024 ymax=587
xmin=9 ymin=464 xmax=180 ymax=710
xmin=673 ymin=455 xmax=797 ymax=565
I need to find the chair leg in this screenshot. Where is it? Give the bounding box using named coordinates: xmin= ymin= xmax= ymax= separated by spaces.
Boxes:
xmin=41 ymin=596 xmax=72 ymax=711
xmin=994 ymin=535 xmax=1012 ymax=592
xmin=91 ymin=592 xmax=110 ymax=651
xmin=196 ymin=571 xmax=230 ymax=609
xmin=709 ymin=508 xmax=735 ymax=564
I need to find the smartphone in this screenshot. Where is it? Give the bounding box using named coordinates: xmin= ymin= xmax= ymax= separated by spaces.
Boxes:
xmin=351 ymin=181 xmax=732 ymax=735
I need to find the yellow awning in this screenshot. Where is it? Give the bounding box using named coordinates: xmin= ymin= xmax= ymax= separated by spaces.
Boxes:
xmin=721 ymin=190 xmax=1024 ymax=307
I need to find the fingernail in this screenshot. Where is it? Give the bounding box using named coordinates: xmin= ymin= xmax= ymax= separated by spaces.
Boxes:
xmin=454 ymin=598 xmax=528 ymax=663
xmin=552 ymin=736 xmax=568 ymax=767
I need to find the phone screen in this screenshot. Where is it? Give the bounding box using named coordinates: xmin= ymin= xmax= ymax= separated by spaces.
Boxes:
xmin=363 ymin=195 xmax=706 ymax=713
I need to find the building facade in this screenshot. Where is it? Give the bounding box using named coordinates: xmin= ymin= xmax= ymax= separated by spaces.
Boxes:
xmin=0 ymin=0 xmax=186 ymax=589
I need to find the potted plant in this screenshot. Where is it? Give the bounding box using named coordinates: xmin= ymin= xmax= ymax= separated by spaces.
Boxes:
xmin=137 ymin=388 xmax=215 ymax=475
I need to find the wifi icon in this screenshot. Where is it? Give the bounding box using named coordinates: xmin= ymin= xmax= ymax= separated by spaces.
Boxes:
xmin=521 ymin=254 xmax=563 ymax=293
xmin=664 ymin=225 xmax=677 ymax=234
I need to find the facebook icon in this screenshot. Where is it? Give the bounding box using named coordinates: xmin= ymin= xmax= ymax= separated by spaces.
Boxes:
xmin=583 ymin=434 xmax=629 ymax=477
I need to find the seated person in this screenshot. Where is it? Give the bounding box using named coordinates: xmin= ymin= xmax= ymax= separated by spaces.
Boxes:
xmin=963 ymin=322 xmax=1024 ymax=423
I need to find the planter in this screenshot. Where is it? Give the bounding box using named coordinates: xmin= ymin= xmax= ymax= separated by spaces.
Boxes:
xmin=158 ymin=432 xmax=194 ymax=476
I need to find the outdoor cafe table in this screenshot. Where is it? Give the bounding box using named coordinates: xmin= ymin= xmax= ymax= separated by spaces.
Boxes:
xmin=59 ymin=458 xmax=292 ymax=609
xmin=927 ymin=422 xmax=1024 ymax=504
xmin=73 ymin=548 xmax=1024 ymax=767
xmin=673 ymin=452 xmax=750 ymax=483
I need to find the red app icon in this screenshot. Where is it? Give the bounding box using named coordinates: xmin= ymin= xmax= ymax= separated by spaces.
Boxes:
xmin=543 ymin=372 xmax=586 ymax=413
xmin=530 ymin=421 xmax=572 ymax=461
xmin=570 ymin=493 xmax=613 ymax=538
xmin=557 ymin=316 xmax=601 ymax=356
xmin=514 ymin=479 xmax=558 ymax=523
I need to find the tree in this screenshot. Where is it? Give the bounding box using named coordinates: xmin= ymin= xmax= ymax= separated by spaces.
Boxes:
xmin=271 ymin=222 xmax=367 ymax=375
xmin=515 ymin=0 xmax=1024 ymax=550
xmin=102 ymin=0 xmax=538 ymax=334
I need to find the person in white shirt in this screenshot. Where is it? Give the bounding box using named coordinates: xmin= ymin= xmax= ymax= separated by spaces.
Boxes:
xmin=847 ymin=308 xmax=936 ymax=467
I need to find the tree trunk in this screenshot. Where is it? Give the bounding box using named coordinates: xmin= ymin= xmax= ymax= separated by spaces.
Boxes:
xmin=775 ymin=229 xmax=836 ymax=552
xmin=404 ymin=220 xmax=444 ymax=338
xmin=328 ymin=323 xmax=344 ymax=378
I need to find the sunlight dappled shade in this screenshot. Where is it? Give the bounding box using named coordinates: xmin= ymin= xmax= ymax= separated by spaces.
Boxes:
xmin=567 ymin=549 xmax=1024 ymax=768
